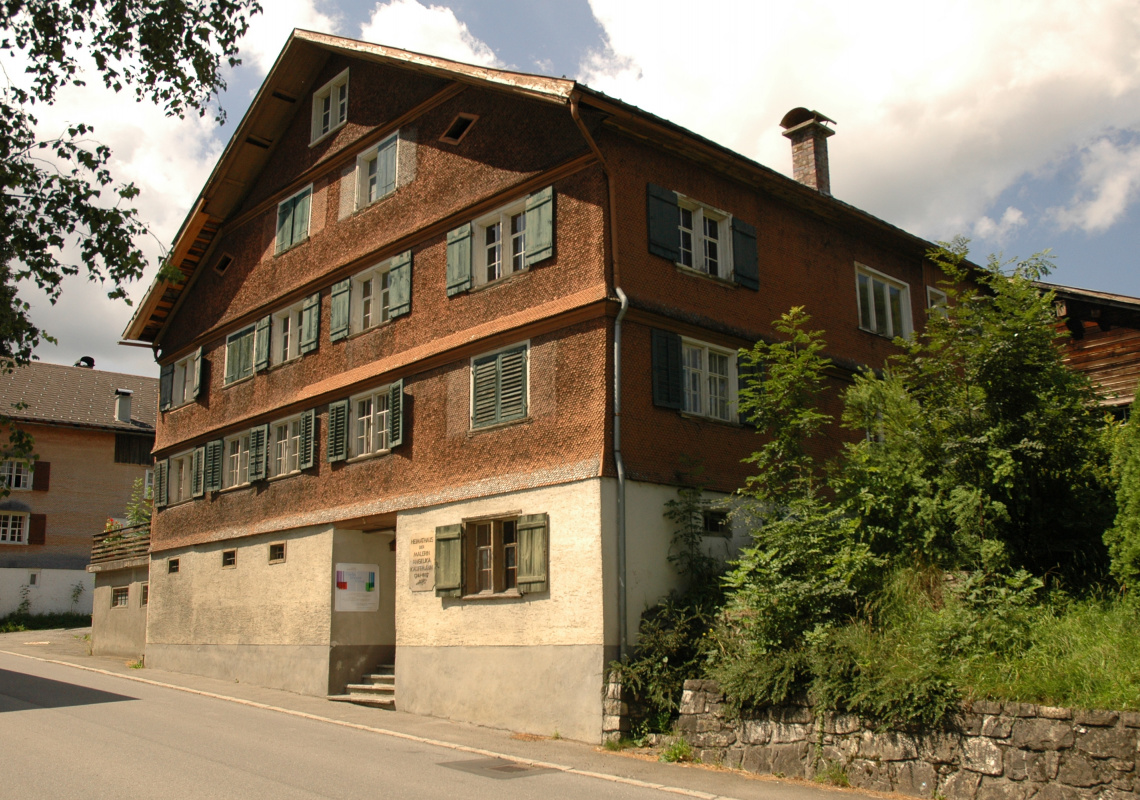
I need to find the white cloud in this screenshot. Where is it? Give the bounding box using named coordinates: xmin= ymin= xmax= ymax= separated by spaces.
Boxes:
xmin=581 ymin=0 xmax=1140 ymax=241
xmin=1048 ymin=137 xmax=1140 ymax=233
xmin=359 ymin=0 xmax=501 ymax=66
xmin=974 ymin=207 xmax=1027 ymax=242
xmin=239 ymin=0 xmax=342 ymax=75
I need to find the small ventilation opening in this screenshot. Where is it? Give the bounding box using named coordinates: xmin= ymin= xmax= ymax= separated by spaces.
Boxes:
xmin=222 ymin=550 xmax=236 ymax=568
xmin=214 ymin=254 xmax=234 ymax=275
xmin=440 ymin=113 xmax=478 ymax=144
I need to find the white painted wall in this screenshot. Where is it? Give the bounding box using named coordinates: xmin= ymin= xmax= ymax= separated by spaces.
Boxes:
xmin=0 ymin=568 xmax=93 ymax=616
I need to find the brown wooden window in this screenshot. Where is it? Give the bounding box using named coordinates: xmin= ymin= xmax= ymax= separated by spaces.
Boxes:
xmin=111 ymin=587 xmax=129 ymax=608
xmin=269 ymin=543 xmax=286 ymax=564
xmin=434 ymin=513 xmax=548 ymax=598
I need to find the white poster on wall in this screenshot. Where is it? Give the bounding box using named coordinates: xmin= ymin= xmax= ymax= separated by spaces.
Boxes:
xmin=334 ymin=563 xmax=380 ymax=612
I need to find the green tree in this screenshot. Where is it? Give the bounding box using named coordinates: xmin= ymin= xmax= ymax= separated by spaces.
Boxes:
xmin=1106 ymin=394 xmax=1140 ymax=588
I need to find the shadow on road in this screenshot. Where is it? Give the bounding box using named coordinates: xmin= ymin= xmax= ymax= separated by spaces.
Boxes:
xmin=0 ymin=669 xmax=137 ymax=712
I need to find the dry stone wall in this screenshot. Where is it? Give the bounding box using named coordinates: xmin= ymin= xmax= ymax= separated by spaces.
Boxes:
xmin=677 ymin=680 xmax=1139 ymax=800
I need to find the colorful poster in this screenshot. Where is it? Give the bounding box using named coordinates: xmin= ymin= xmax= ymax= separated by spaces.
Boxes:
xmin=334 ymin=563 xmax=380 ymax=612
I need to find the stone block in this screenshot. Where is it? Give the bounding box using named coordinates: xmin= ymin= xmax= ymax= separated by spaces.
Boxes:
xmin=892 ymin=760 xmax=939 ymax=797
xmin=771 ymin=722 xmax=812 ymax=744
xmin=602 ymin=715 xmax=630 ymax=732
xmin=971 ymin=701 xmax=1004 ymax=716
xmin=941 ymin=769 xmax=983 ymax=800
xmin=879 ymin=733 xmax=920 ymax=761
xmin=818 ymin=745 xmax=844 ymax=766
xmin=605 ymin=681 xmax=623 ymax=700
xmin=769 ymin=742 xmax=811 ymax=778
xmin=694 ymin=728 xmax=737 ymax=749
xmin=922 ymin=731 xmax=962 ymax=764
xmin=699 ymin=748 xmax=726 ymax=765
xmin=1033 ymin=784 xmax=1083 ymax=800
xmin=1058 ymin=753 xmax=1108 ymax=788
xmin=775 ymin=706 xmax=814 ymax=725
xmin=675 ymin=714 xmax=698 ymax=734
xmin=1005 ymin=748 xmax=1047 ymax=782
xmin=678 ymin=689 xmax=703 ymax=716
xmin=1076 ymin=728 xmax=1135 ymax=760
xmin=741 ymin=745 xmax=770 ymax=774
xmin=1074 ymin=710 xmax=1121 ymax=728
xmin=1039 ymin=707 xmax=1073 ymax=721
xmin=824 ymin=713 xmax=862 ymax=735
xmin=977 ymin=778 xmax=1035 ymax=800
xmin=849 ymin=758 xmax=894 ymax=793
xmin=983 ymin=716 xmax=1015 ymax=739
xmin=1112 ymin=775 xmax=1136 ymax=792
xmin=682 ymin=679 xmax=703 ymax=692
xmin=963 ymin=714 xmax=986 ymax=736
xmin=1012 ymin=718 xmax=1076 ymax=751
xmin=741 ymin=720 xmax=771 ymax=745
xmin=1046 ymin=751 xmax=1062 ymax=780
xmin=1009 ymin=703 xmax=1040 ymax=718
xmin=1122 ymin=712 xmax=1140 ymax=729
xmin=963 ymin=737 xmax=1006 ymax=776
xmin=696 ymin=716 xmax=727 ymax=733
xmin=724 ymin=748 xmax=744 ymax=769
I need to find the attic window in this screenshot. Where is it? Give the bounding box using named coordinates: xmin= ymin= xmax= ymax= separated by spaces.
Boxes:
xmin=214 ymin=254 xmax=233 ymax=275
xmin=311 ymin=69 xmax=349 ymax=145
xmin=440 ymin=114 xmax=478 ymax=145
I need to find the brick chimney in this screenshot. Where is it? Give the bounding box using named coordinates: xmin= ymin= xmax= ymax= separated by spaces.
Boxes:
xmin=114 ymin=388 xmax=133 ymax=424
xmin=780 ymin=108 xmax=836 ymax=196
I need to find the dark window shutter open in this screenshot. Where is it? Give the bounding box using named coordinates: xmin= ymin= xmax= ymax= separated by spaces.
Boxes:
xmin=499 ymin=347 xmax=527 ymax=422
xmin=388 ymin=379 xmax=404 ymax=449
xmin=299 ymin=408 xmax=317 ymax=470
xmin=191 ymin=346 xmax=204 ymax=399
xmin=516 ymin=513 xmax=548 ymax=594
xmin=254 ymin=315 xmax=271 ymax=372
xmin=28 ymin=514 xmax=46 ymax=545
xmin=651 ymin=329 xmax=683 ymax=409
xmin=327 ymin=399 xmax=349 ymax=462
xmin=154 ymin=459 xmax=169 ymax=509
xmin=434 ymin=523 xmax=463 ymax=597
xmin=204 ymin=439 xmax=223 ymax=492
xmin=524 ymin=186 xmax=554 ymax=266
xmin=191 ymin=446 xmax=205 ymax=498
xmin=31 ymin=461 xmax=50 ymax=492
xmin=647 ymin=184 xmax=680 ymax=261
xmin=330 ymin=278 xmax=351 ymax=341
xmin=737 ymin=351 xmax=761 ymax=428
xmin=300 ymin=292 xmax=320 ymax=354
xmin=248 ymin=424 xmax=269 ymax=481
xmin=388 ymin=250 xmax=412 ymax=318
xmin=446 ymin=223 xmax=472 ymax=296
xmin=732 ymin=217 xmax=759 ymax=291
xmin=471 ymin=354 xmax=498 ymax=428
xmin=159 ymin=363 xmax=174 ymax=411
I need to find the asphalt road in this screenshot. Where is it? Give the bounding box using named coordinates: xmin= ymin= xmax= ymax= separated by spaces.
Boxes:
xmin=0 ymin=652 xmax=670 ymax=800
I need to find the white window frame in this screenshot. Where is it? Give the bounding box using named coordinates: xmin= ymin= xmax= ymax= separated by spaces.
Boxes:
xmin=1 ymin=460 xmax=31 ymax=491
xmin=171 ymin=350 xmax=198 ymax=408
xmin=311 ymin=68 xmax=349 ymax=144
xmin=270 ymin=415 xmax=303 ymax=478
xmin=681 ymin=338 xmax=738 ymax=422
xmin=144 ymin=468 xmax=154 ymax=499
xmin=351 ymin=260 xmax=393 ymax=334
xmin=272 ymin=301 xmax=305 ymax=365
xmin=349 ymin=386 xmax=392 ymax=459
xmin=110 ymin=586 xmax=129 ymax=608
xmin=169 ymin=450 xmax=194 ymax=505
xmin=856 ymin=264 xmax=912 ymax=339
xmin=676 ymin=196 xmax=732 ymax=280
xmin=355 ymin=134 xmax=398 ymax=210
xmin=474 ymin=200 xmax=528 ymax=286
xmin=0 ymin=512 xmax=28 ymax=544
xmin=927 ymin=286 xmax=949 ymax=317
xmin=275 ymin=184 xmax=313 ymax=255
xmin=224 ymin=433 xmax=251 ymax=489
xmin=224 ymin=325 xmax=256 ymax=385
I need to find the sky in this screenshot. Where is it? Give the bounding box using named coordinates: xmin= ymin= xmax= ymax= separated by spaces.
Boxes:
xmin=17 ymin=0 xmax=1140 ymax=377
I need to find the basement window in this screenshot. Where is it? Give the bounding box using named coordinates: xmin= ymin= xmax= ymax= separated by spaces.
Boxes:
xmin=168 ymin=558 xmax=179 ymax=574
xmin=702 ymin=510 xmax=730 ymax=537
xmin=222 ymin=550 xmax=236 ymax=569
xmin=141 ymin=583 xmax=149 ymax=605
xmin=111 ymin=587 xmax=129 ymax=608
xmin=269 ymin=543 xmax=286 ymax=564
xmin=440 ymin=113 xmax=477 ymax=145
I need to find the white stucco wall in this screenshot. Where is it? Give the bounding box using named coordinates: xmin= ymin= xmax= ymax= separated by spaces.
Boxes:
xmin=0 ymin=567 xmax=93 ymax=616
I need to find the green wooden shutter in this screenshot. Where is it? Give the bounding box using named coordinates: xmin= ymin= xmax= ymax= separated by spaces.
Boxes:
xmin=731 ymin=217 xmax=759 ymax=291
xmin=154 ymin=459 xmax=169 ymax=509
xmin=190 ymin=347 xmax=204 ymax=399
xmin=647 ymin=183 xmax=680 ymax=261
xmin=300 ymin=292 xmax=320 ymax=354
xmin=471 ymin=353 xmax=498 ymax=428
xmin=434 ymin=524 xmax=463 ymax=598
xmin=276 ymin=199 xmax=293 ymax=253
xmin=291 ymin=188 xmax=311 ymax=245
xmin=159 ymin=363 xmax=174 ymax=411
xmin=204 ymin=439 xmax=223 ymax=492
xmin=446 ymin=223 xmax=472 ymax=296
xmin=191 ymin=446 xmax=206 ymax=498
xmin=327 ymin=399 xmax=349 ymax=462
xmin=499 ymin=346 xmax=527 ymax=421
xmin=737 ymin=351 xmax=761 ymax=428
xmin=224 ymin=338 xmax=237 ymax=385
xmin=388 ymin=250 xmax=412 ymax=318
xmin=248 ymin=424 xmax=269 ymax=481
xmin=524 ymin=186 xmax=554 ymax=266
xmin=330 ymin=278 xmax=351 ymax=341
xmin=254 ymin=315 xmax=271 ymax=371
xmin=388 ymin=379 xmax=404 ymax=449
xmin=516 ymin=513 xmax=549 ymax=594
xmin=651 ymin=329 xmax=683 ymax=409
xmin=299 ymin=409 xmax=316 ymax=470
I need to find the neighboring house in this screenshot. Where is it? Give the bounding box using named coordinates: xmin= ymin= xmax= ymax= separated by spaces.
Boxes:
xmin=117 ymin=31 xmax=958 ymax=742
xmin=1042 ymin=282 xmax=1140 ymax=419
xmin=0 ymin=360 xmax=157 ymax=616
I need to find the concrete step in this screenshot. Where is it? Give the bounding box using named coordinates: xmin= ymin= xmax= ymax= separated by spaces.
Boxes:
xmin=344 ymin=683 xmax=394 ymax=696
xmin=361 ymin=674 xmax=395 ymax=686
xmin=372 ymin=664 xmax=395 ymax=676
xmin=327 ymin=693 xmax=395 ymax=709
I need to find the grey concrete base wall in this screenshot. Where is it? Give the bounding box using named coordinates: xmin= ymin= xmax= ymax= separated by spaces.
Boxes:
xmin=145 ymin=643 xmax=332 ymax=697
xmin=329 ymin=644 xmax=395 ymax=694
xmin=91 ymin=566 xmax=148 ymax=659
xmin=397 ymin=644 xmax=606 ymax=743
xmin=677 ymin=681 xmax=1140 ymax=800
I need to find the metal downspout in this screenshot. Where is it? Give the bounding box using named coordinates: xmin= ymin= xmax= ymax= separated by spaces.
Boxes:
xmin=570 ymin=92 xmax=629 ymax=662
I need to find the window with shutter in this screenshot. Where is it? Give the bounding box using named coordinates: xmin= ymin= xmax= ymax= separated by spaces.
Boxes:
xmin=651 ymin=329 xmax=683 ymax=409
xmin=204 ymin=439 xmax=223 ymax=492
xmin=0 ymin=512 xmax=29 ymax=544
xmin=223 ymin=432 xmax=251 ymax=488
xmin=191 ymin=446 xmax=205 ymax=498
xmin=169 ymin=349 xmax=201 ymax=407
xmin=154 ymin=459 xmax=168 ymax=509
xmin=224 ymin=326 xmax=256 ymax=385
xmin=470 ymin=344 xmax=528 ymax=429
xmin=731 ymin=217 xmax=759 ymax=290
xmin=276 ymin=186 xmax=313 ymax=254
xmin=434 ymin=524 xmax=463 ymax=598
xmin=248 ymin=424 xmax=269 ymax=481
xmin=327 ymin=399 xmax=350 ymax=463
xmin=343 ymin=380 xmax=405 ymax=459
xmin=446 ymin=223 xmax=472 ymax=296
xmin=167 ymin=451 xmax=195 ymax=504
xmin=300 ymin=292 xmax=320 ymax=354
xmin=1 ymin=460 xmax=31 ymax=490
xmin=30 ymin=461 xmax=50 ymax=492
xmin=271 ymin=300 xmax=305 ymax=362
xmin=434 ymin=512 xmax=550 ymax=599
xmin=299 ymin=409 xmax=316 ymax=470
xmin=355 ymin=133 xmax=398 ymax=208
xmin=159 ymin=362 xmax=174 ymax=410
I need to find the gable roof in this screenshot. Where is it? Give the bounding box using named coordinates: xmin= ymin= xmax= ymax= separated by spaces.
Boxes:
xmin=0 ymin=362 xmax=158 ymax=432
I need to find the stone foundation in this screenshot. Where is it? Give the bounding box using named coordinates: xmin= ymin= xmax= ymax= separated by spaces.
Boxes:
xmin=677 ymin=680 xmax=1139 ymax=800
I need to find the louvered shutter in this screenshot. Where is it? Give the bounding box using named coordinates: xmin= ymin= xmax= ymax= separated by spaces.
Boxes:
xmin=224 ymin=338 xmax=237 ymax=385
xmin=516 ymin=513 xmax=549 ymax=594
xmin=647 ymin=184 xmax=680 ymax=261
xmin=28 ymin=514 xmax=46 ymax=546
xmin=191 ymin=446 xmax=206 ymax=498
xmin=204 ymin=439 xmax=224 ymax=492
xmin=276 ymin=199 xmax=293 ymax=253
xmin=388 ymin=379 xmax=404 ymax=448
xmin=388 ymin=250 xmax=412 ymax=318
xmin=330 ymin=278 xmax=351 ymax=341
xmin=731 ymin=217 xmax=759 ymax=291
xmin=446 ymin=223 xmax=472 ymax=296
xmin=154 ymin=459 xmax=169 ymax=509
xmin=651 ymin=329 xmax=683 ymax=409
xmin=434 ymin=524 xmax=463 ymax=598
xmin=524 ymin=186 xmax=554 ymax=266
xmin=737 ymin=351 xmax=761 ymax=428
xmin=300 ymin=292 xmax=320 ymax=354
xmin=31 ymin=462 xmax=50 ymax=492
xmin=248 ymin=424 xmax=269 ymax=481
xmin=291 ymin=189 xmax=311 ymax=245
xmin=499 ymin=346 xmax=527 ymax=422
xmin=190 ymin=347 xmax=204 ymax=400
xmin=159 ymin=363 xmax=174 ymax=411
xmin=299 ymin=409 xmax=316 ymax=470
xmin=254 ymin=315 xmax=271 ymax=371
xmin=471 ymin=354 xmax=498 ymax=428
xmin=327 ymin=399 xmax=349 ymax=462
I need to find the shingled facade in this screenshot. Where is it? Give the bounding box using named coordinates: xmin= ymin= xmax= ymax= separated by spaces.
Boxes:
xmin=121 ymin=31 xmax=957 ymax=741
